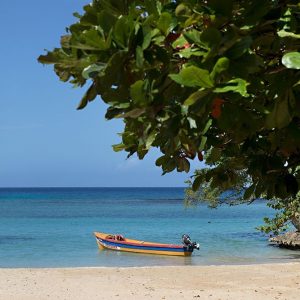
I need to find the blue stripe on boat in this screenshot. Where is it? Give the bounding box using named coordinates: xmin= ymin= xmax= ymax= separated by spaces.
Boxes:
xmin=97 ymin=238 xmax=192 ymax=252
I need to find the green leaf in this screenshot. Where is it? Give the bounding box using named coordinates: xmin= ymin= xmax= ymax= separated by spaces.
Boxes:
xmin=98 ymin=10 xmax=117 ymax=33
xmin=80 ymin=29 xmax=109 ymax=50
xmin=184 ymin=27 xmax=221 ymax=50
xmin=176 ymin=48 xmax=206 ymax=59
xmin=130 ymin=80 xmax=144 ymax=101
xmin=200 ymin=27 xmax=222 ymax=48
xmin=170 ymin=66 xmax=214 ymax=88
xmin=38 ymin=51 xmax=60 ymax=64
xmin=112 ymin=143 xmax=126 ymax=152
xmin=137 ymin=147 xmax=148 ymax=160
xmin=177 ymin=158 xmax=190 ymax=173
xmin=142 ymin=31 xmax=152 ymax=50
xmin=206 ymin=148 xmax=222 ymax=164
xmin=183 ymin=90 xmax=209 ymax=106
xmin=282 ymin=52 xmax=300 ymax=69
xmin=93 ymin=0 xmax=127 ymax=16
xmin=210 ymin=57 xmax=229 ymax=80
xmin=77 ymin=84 xmax=97 ymax=110
xmin=214 ymin=79 xmax=249 ymax=97
xmin=243 ymin=0 xmax=270 ymax=25
xmin=145 ymin=131 xmax=157 ymax=149
xmin=162 ymin=157 xmax=177 ymax=174
xmin=209 ymin=0 xmax=233 ymax=17
xmin=157 ymin=12 xmax=177 ymax=36
xmin=175 ymin=3 xmax=191 ymax=17
xmin=100 ymin=50 xmax=128 ymax=87
xmin=183 ymin=30 xmax=202 ymax=46
xmin=229 ymin=54 xmax=263 ymax=77
xmin=199 ymin=136 xmax=207 ymax=151
xmin=144 ymin=0 xmax=160 ymax=16
xmin=156 ymin=155 xmax=167 ymax=167
xmin=187 ymin=117 xmax=197 ymax=129
xmin=130 ymin=80 xmax=148 ymax=105
xmin=226 ymin=37 xmax=252 ymax=59
xmin=265 ymin=97 xmax=292 ymax=129
xmin=192 ymin=175 xmax=202 ymax=191
xmin=136 ymin=46 xmax=144 ymax=68
xmin=202 ymin=119 xmax=212 ymax=135
xmin=82 ymin=63 xmax=106 ymax=79
xmin=119 ymin=108 xmax=146 ymax=118
xmin=73 ymin=12 xmax=81 ymax=19
xmin=113 ymin=16 xmax=134 ymax=48
xmin=105 ymin=107 xmax=124 ymax=120
xmin=278 ymin=30 xmax=300 ymax=39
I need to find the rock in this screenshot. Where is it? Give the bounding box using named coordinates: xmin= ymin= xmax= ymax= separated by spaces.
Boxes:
xmin=269 ymin=231 xmax=300 ymax=249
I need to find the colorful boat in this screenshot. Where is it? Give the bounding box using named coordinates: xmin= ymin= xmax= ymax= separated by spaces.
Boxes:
xmin=94 ymin=232 xmax=199 ymax=256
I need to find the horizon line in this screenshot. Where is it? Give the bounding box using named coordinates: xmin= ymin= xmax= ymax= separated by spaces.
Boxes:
xmin=0 ymin=186 xmax=187 ymax=189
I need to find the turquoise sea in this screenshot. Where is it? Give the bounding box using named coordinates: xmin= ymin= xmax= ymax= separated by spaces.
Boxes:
xmin=0 ymin=187 xmax=299 ymax=268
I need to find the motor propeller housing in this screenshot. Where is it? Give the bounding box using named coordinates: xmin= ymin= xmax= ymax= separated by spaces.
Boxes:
xmin=182 ymin=234 xmax=200 ymax=250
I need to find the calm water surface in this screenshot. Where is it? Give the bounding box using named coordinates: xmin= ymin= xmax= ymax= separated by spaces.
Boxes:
xmin=0 ymin=187 xmax=299 ymax=267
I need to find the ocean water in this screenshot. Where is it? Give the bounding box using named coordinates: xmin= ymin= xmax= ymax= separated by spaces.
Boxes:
xmin=0 ymin=187 xmax=299 ymax=268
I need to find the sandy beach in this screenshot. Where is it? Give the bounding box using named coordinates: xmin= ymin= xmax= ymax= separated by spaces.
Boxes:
xmin=0 ymin=263 xmax=299 ymax=300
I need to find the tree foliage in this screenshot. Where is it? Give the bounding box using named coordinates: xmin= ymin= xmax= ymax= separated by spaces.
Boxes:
xmin=38 ymin=0 xmax=300 ymax=233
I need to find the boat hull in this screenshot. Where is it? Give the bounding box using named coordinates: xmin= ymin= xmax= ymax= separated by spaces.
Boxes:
xmin=94 ymin=232 xmax=193 ymax=256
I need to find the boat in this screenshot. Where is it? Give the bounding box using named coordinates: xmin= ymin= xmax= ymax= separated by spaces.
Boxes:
xmin=94 ymin=232 xmax=199 ymax=256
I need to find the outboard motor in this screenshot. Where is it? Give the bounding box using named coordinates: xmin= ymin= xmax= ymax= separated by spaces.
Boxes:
xmin=182 ymin=234 xmax=200 ymax=250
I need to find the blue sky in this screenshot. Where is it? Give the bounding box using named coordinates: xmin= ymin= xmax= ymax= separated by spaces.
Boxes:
xmin=0 ymin=1 xmax=201 ymax=187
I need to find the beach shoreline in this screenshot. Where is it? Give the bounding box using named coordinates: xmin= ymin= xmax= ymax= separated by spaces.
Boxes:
xmin=1 ymin=262 xmax=299 ymax=300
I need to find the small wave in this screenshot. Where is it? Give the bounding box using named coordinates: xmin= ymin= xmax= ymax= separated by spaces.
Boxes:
xmin=0 ymin=235 xmax=34 ymax=244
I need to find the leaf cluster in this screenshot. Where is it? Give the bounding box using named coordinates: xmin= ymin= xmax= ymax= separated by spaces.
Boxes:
xmin=39 ymin=0 xmax=300 ymax=232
